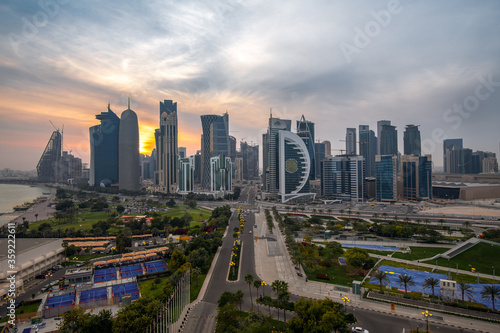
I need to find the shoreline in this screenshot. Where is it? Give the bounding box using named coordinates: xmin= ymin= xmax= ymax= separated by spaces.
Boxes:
xmin=1 ymin=187 xmax=56 ymax=227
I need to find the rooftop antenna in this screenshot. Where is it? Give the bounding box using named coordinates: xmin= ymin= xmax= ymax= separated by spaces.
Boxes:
xmin=128 ymin=97 xmax=130 ymax=109
xmin=270 ymin=108 xmax=272 ymax=118
xmin=108 ymin=102 xmax=110 ymax=110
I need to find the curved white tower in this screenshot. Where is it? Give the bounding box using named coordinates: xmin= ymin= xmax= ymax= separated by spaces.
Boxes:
xmin=119 ymin=103 xmax=140 ymax=191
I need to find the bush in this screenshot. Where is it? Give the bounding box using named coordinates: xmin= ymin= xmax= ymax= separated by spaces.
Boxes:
xmin=319 ymin=262 xmax=331 ymax=267
xmin=316 ymin=273 xmax=330 ymax=280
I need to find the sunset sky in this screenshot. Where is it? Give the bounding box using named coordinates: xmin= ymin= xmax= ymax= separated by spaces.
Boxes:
xmin=1 ymin=0 xmax=500 ymax=170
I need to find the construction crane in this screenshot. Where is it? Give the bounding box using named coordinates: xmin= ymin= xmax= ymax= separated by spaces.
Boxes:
xmin=339 ymin=139 xmax=366 ymax=155
xmin=332 ymin=148 xmax=346 ymax=155
xmin=49 ymin=121 xmax=72 ymax=154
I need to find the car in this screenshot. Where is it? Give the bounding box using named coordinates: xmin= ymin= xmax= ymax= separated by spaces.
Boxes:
xmin=352 ymin=327 xmax=369 ymax=333
xmin=249 ymin=230 xmax=252 ymax=234
xmin=76 ymin=263 xmax=84 ymax=267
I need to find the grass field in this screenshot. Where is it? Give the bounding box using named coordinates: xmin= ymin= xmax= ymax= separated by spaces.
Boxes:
xmin=392 ymin=247 xmax=449 ymax=261
xmin=160 ymin=205 xmax=211 ymax=221
xmin=422 ymin=242 xmax=500 ymax=277
xmin=303 ymin=254 xmax=364 ymax=286
xmin=138 ymin=273 xmax=207 ymax=302
xmin=0 ymin=300 xmax=42 ymax=323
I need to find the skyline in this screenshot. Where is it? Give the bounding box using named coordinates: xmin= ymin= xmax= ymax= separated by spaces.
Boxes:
xmin=1 ymin=1 xmax=500 ymax=170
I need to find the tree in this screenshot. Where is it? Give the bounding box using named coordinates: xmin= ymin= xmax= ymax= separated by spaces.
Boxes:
xmin=58 ymin=306 xmax=89 ymax=332
xmin=234 ymin=290 xmax=244 ymax=312
xmin=372 ymin=270 xmax=390 ymax=294
xmin=191 ymin=267 xmax=202 ymax=287
xmin=113 ymin=297 xmax=163 ymax=333
xmin=34 ymin=213 xmax=38 ymax=222
xmin=245 ymin=274 xmax=254 ymax=308
xmin=458 ymin=281 xmax=473 ymax=303
xmin=324 ymin=241 xmax=344 ymax=258
xmin=344 ymin=247 xmax=370 ymax=268
xmin=115 ymin=232 xmax=131 ymax=253
xmin=58 ymin=307 xmax=112 ymax=333
xmin=272 ymin=280 xmax=290 ymax=328
xmin=462 ymin=220 xmax=472 ymax=230
xmin=396 ymin=274 xmax=415 ymax=297
xmin=253 ymin=280 xmax=262 ymax=309
xmin=287 ymin=297 xmax=356 ymax=333
xmin=169 ymin=249 xmax=186 ymax=272
xmin=215 ymin=303 xmax=240 ymax=333
xmin=116 ymin=205 xmax=125 ymax=214
xmin=422 ymin=277 xmax=440 ymax=298
xmin=480 ymin=285 xmax=500 ymax=311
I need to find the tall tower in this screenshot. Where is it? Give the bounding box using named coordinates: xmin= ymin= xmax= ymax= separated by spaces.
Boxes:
xmin=346 ymin=128 xmax=357 ymax=155
xmin=443 ymin=139 xmax=463 ymax=173
xmin=89 ymin=104 xmax=120 ymax=186
xmin=377 ymin=120 xmax=391 ymax=155
xmin=359 ymin=125 xmax=377 ymax=177
xmin=37 ymin=130 xmax=62 ymax=183
xmin=155 ymin=100 xmax=178 ymax=193
xmin=403 ymin=124 xmax=421 ymax=156
xmin=264 ymin=116 xmax=291 ymax=196
xmin=118 ymin=101 xmax=140 ymax=191
xmin=297 ymin=115 xmax=315 ymax=180
xmin=379 ymin=124 xmax=398 ymax=156
xmin=200 ymin=113 xmax=229 ymax=189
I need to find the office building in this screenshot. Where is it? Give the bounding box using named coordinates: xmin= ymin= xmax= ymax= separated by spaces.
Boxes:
xmin=314 ymin=142 xmax=326 ymax=180
xmin=443 ymin=139 xmax=463 ymax=173
xmin=323 ymin=140 xmax=332 ymax=157
xmin=297 ymin=115 xmax=315 ymax=180
xmin=321 ymin=155 xmax=364 ymax=202
xmin=472 ymin=151 xmax=498 ymax=174
xmin=240 ymin=141 xmax=259 ymax=180
xmin=234 ymin=157 xmax=244 ymax=182
xmin=201 ymin=113 xmax=229 ymax=189
xmin=60 ymin=151 xmax=82 ymax=181
xmin=401 ymin=155 xmax=432 ymax=200
xmin=375 ymin=155 xmax=398 ymax=201
xmin=403 ymin=125 xmax=421 ymax=156
xmin=379 ymin=123 xmax=398 ymax=155
xmin=346 ymin=128 xmax=357 ymax=155
xmin=178 ymin=147 xmax=186 ymax=158
xmin=278 ymin=130 xmax=314 ymax=203
xmin=263 ymin=116 xmax=291 ymax=195
xmin=89 ymin=105 xmax=120 ymax=186
xmin=210 ymin=153 xmax=232 ymax=193
xmin=118 ymin=103 xmax=140 ymax=191
xmin=178 ymin=156 xmax=194 ymax=193
xmin=359 ymin=125 xmax=377 ymax=177
xmin=229 ymin=136 xmax=237 ymax=161
xmin=377 ymin=120 xmax=391 ymax=154
xmin=155 ymin=100 xmax=178 ymax=193
xmin=194 ymin=151 xmax=202 ymax=184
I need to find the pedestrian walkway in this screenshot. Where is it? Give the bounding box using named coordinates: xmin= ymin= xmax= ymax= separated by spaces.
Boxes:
xmin=252 ymin=209 xmax=500 ymax=333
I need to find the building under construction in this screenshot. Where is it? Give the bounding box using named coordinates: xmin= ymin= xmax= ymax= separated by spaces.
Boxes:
xmin=37 ymin=130 xmax=62 ymax=182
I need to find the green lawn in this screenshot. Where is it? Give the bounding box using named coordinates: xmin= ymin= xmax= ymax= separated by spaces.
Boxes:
xmin=422 ymin=242 xmax=500 ymax=277
xmin=392 ymin=247 xmax=449 ymax=261
xmin=190 ymin=274 xmax=207 ymax=302
xmin=304 ymin=256 xmax=364 ymax=286
xmin=0 ymin=300 xmax=42 ymax=322
xmin=139 ymin=277 xmax=170 ymax=299
xmin=160 ymin=205 xmax=211 ymax=221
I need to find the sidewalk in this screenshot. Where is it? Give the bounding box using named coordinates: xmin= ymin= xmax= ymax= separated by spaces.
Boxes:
xmin=252 ymin=210 xmax=500 ymax=333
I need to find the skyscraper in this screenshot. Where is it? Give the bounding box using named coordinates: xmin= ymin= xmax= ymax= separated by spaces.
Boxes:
xmin=375 ymin=155 xmax=398 ymax=201
xmin=118 ymin=102 xmax=140 ymax=191
xmin=37 ymin=130 xmax=62 ymax=183
xmin=401 ymin=155 xmax=432 ymax=200
xmin=346 ymin=128 xmax=357 ymax=155
xmin=359 ymin=125 xmax=377 ymax=177
xmin=89 ymin=104 xmax=120 ymax=186
xmin=155 ymin=100 xmax=178 ymax=193
xmin=323 ymin=140 xmax=332 ymax=157
xmin=379 ymin=123 xmax=398 ymax=156
xmin=314 ymin=142 xmax=326 ymax=180
xmin=297 ymin=115 xmax=315 ymax=180
xmin=321 ymin=155 xmax=364 ymax=202
xmin=178 ymin=156 xmax=194 ymax=193
xmin=178 ymin=147 xmax=186 ymax=158
xmin=200 ymin=113 xmax=229 ymax=189
xmin=403 ymin=124 xmax=421 ymax=156
xmin=443 ymin=139 xmax=463 ymax=173
xmin=264 ymin=116 xmax=291 ymax=195
xmin=210 ymin=153 xmax=232 ymax=193
xmin=240 ymin=141 xmax=259 ymax=180
xmin=377 ymin=120 xmax=391 ymax=154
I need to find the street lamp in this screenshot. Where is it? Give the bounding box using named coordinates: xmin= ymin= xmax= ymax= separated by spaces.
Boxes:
xmin=342 ymin=296 xmax=350 ymax=312
xmin=422 ymin=310 xmax=432 ymax=332
xmin=46 ymin=272 xmax=53 ymax=284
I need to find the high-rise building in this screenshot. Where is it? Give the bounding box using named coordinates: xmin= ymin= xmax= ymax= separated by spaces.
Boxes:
xmin=323 ymin=140 xmax=332 ymax=157
xmin=178 ymin=147 xmax=186 ymax=158
xmin=297 ymin=115 xmax=315 ymax=180
xmin=155 ymin=100 xmax=178 ymax=193
xmin=359 ymin=125 xmax=377 ymax=177
xmin=264 ymin=116 xmax=291 ymax=195
xmin=201 ymin=113 xmax=229 ymax=189
xmin=403 ymin=125 xmax=421 ymax=156
xmin=118 ymin=102 xmax=140 ymax=191
xmin=234 ymin=157 xmax=244 ymax=182
xmin=229 ymin=136 xmax=237 ymax=161
xmin=262 ymin=133 xmax=269 ymax=186
xmin=401 ymin=155 xmax=432 ymax=200
xmin=89 ymin=105 xmax=120 ymax=186
xmin=443 ymin=139 xmax=463 ymax=173
xmin=278 ymin=130 xmax=314 ymax=203
xmin=194 ymin=151 xmax=202 ymax=184
xmin=240 ymin=141 xmax=259 ymax=180
xmin=346 ymin=128 xmax=357 ymax=155
xmin=178 ymin=156 xmax=194 ymax=193
xmin=60 ymin=151 xmax=82 ymax=181
xmin=379 ymin=123 xmax=398 ymax=156
xmin=483 ymin=156 xmax=499 ymax=173
xmin=377 ymin=120 xmax=391 ymax=155
xmin=37 ymin=130 xmax=62 ymax=183
xmin=210 ymin=153 xmax=232 ymax=193
xmin=314 ymin=142 xmax=326 ymax=180
xmin=321 ymin=155 xmax=364 ymax=202
xmin=375 ymin=155 xmax=398 ymax=201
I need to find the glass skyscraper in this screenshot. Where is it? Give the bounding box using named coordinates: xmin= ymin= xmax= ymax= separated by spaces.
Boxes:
xmin=89 ymin=105 xmax=120 ymax=186
xmin=375 ymin=155 xmax=398 ymax=201
xmin=201 ymin=113 xmax=229 ymax=189
xmin=403 ymin=124 xmax=421 ymax=156
xmin=321 ymin=155 xmax=364 ymax=202
xmin=359 ymin=125 xmax=377 ymax=177
xmin=297 ymin=115 xmax=315 ymax=180
xmin=401 ymin=155 xmax=432 ymax=200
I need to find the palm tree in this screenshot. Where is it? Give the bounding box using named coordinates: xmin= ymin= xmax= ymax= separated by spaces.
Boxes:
xmin=272 ymin=280 xmax=289 ymax=329
xmin=481 ymin=285 xmax=500 ymax=311
xmin=458 ymin=282 xmax=473 ymax=303
xmin=253 ymin=280 xmax=262 ymax=309
xmin=462 ymin=221 xmax=472 ymax=230
xmin=191 ymin=267 xmax=202 ymax=287
xmin=245 ymin=274 xmax=254 ymax=308
xmin=234 ymin=289 xmax=244 ymax=311
xmin=382 ymin=212 xmax=388 ymax=222
xmin=372 ymin=270 xmax=390 ymax=293
xmin=396 ymin=274 xmax=415 ymax=297
xmin=422 ymin=277 xmax=440 ymax=298
xmin=439 ymin=219 xmax=445 ymax=228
